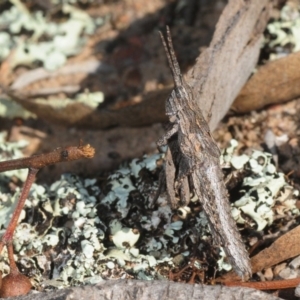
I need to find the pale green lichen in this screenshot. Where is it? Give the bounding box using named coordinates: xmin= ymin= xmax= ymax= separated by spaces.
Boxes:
xmin=0 ymin=140 xmax=299 ymax=288
xmin=217 ymin=248 xmax=233 ymax=272
xmin=0 ymin=190 xmax=22 ymax=230
xmin=224 ymin=140 xmax=300 ymax=232
xmin=0 ymin=0 xmax=104 ymax=70
xmin=0 ymin=96 xmax=36 ymax=120
xmin=109 ymin=220 xmax=140 ymax=249
xmin=75 ymin=92 xmax=105 ymax=109
xmin=264 ymin=2 xmax=300 ymax=59
xmin=0 ymin=132 xmax=29 ymax=182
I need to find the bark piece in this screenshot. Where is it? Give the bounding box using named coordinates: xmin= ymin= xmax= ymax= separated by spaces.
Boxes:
xmin=14 ymin=279 xmax=283 ymax=300
xmin=232 ymin=51 xmax=300 ymax=113
xmin=251 ymin=225 xmax=300 ymax=275
xmin=221 ymin=224 xmax=300 ymax=282
xmin=186 ymin=0 xmax=271 ymax=131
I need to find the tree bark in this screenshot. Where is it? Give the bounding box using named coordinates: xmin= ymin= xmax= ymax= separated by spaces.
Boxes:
xmin=14 ymin=279 xmax=283 ymax=300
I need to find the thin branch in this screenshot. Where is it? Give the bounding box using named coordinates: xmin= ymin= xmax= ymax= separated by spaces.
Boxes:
xmin=0 ymin=144 xmax=95 ymax=172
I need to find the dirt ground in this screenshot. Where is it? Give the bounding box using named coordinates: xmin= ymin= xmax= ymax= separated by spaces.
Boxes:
xmin=2 ymin=0 xmax=300 ymax=299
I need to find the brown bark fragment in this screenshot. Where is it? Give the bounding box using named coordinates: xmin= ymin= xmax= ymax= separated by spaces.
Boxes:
xmin=186 ymin=0 xmax=271 ymax=131
xmin=220 ymin=225 xmax=300 ymax=282
xmin=232 ymin=51 xmax=300 ymax=113
xmin=14 ymin=279 xmax=283 ymax=300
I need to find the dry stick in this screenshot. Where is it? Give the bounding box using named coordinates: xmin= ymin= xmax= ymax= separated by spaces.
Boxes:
xmin=224 ymin=278 xmax=300 ymax=290
xmin=0 ymin=144 xmax=95 ymax=171
xmin=6 ymin=244 xmax=19 ymax=274
xmin=0 ymin=143 xmax=95 ymax=263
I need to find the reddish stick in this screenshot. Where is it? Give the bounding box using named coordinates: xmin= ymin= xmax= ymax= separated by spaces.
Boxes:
xmin=0 ymin=144 xmax=95 ymax=172
xmin=224 ymin=278 xmax=300 ymax=290
xmin=0 ymin=143 xmax=95 ymax=277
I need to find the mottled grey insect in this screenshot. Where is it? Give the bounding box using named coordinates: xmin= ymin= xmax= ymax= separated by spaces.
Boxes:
xmin=157 ymin=26 xmax=251 ymax=280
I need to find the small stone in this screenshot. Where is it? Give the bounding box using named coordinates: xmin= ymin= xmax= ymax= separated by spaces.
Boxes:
xmin=129 ymin=248 xmax=139 ymax=257
xmin=273 ymin=263 xmax=287 ymax=276
xmin=279 ymin=267 xmax=298 ymax=279
xmin=106 ymin=261 xmax=115 ymax=269
xmin=295 ymin=284 xmax=300 ymax=297
xmin=173 ymin=254 xmax=184 ymax=266
xmin=263 ymin=267 xmax=273 ymax=281
xmin=289 ymin=255 xmax=300 ymax=269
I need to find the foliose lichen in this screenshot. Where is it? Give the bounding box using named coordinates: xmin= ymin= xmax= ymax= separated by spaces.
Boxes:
xmin=0 ymin=0 xmax=105 ymax=70
xmin=0 ymin=138 xmax=299 ymax=287
xmin=264 ymin=2 xmax=300 ymax=59
xmin=223 ymin=139 xmax=299 ymax=232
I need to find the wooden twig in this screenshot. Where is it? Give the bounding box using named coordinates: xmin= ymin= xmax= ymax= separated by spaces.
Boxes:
xmin=0 ymin=144 xmax=95 ymax=172
xmin=224 ymin=277 xmax=300 ymax=290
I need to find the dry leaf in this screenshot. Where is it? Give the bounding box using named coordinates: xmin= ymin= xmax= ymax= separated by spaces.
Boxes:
xmin=232 ymin=51 xmax=300 ymax=113
xmin=220 ymin=224 xmax=300 ymax=282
